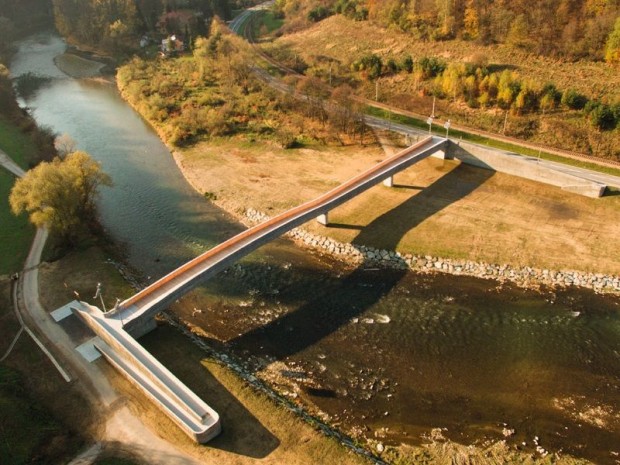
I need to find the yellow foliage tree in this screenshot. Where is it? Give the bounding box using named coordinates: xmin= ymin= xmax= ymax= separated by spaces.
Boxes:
xmin=10 ymin=151 xmax=112 ymax=243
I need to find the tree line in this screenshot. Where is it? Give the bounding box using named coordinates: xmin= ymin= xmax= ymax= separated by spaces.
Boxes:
xmin=276 ymin=0 xmax=620 ymax=62
xmin=47 ymin=0 xmax=233 ymax=52
xmin=350 ymin=53 xmax=620 ymax=131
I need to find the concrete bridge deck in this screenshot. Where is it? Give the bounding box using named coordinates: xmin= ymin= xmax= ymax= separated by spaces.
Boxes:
xmin=72 ymin=301 xmax=221 ymax=443
xmin=111 ymin=136 xmax=447 ymax=336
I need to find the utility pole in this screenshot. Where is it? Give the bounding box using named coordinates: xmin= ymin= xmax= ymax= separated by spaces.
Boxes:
xmin=375 ymin=79 xmax=379 ymax=101
xmin=502 ymin=111 xmax=508 ymax=135
xmin=427 ymin=116 xmax=434 ymax=134
xmin=444 ymin=119 xmax=451 ymax=139
xmin=431 ymin=96 xmax=436 ymax=118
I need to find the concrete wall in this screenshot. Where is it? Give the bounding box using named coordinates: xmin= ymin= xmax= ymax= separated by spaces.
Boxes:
xmin=449 ymin=140 xmax=606 ymax=198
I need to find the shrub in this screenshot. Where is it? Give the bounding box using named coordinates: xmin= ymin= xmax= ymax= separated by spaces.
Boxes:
xmin=416 ymin=57 xmax=446 ymax=78
xmin=400 ymin=55 xmax=414 ymax=73
xmin=589 ymin=104 xmax=616 ymax=130
xmin=308 ymin=6 xmax=332 ymax=22
xmin=561 ymin=89 xmax=588 ymax=110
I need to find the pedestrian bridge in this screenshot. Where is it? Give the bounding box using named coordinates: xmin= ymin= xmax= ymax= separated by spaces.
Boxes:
xmin=110 ymin=136 xmax=447 ymax=336
xmin=70 ymin=135 xmax=446 ymax=444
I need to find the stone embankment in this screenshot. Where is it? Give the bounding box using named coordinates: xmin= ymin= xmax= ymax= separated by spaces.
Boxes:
xmin=244 ymin=208 xmax=620 ymax=293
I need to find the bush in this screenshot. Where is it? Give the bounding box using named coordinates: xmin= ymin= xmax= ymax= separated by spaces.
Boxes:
xmin=417 ymin=57 xmax=446 ymax=78
xmin=589 ymin=104 xmax=617 ymax=130
xmin=400 ymin=55 xmax=414 ymax=73
xmin=308 ymin=6 xmax=332 ymax=22
xmin=561 ymin=88 xmax=588 ymax=110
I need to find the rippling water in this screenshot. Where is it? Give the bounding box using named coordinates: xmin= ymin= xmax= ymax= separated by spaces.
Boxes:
xmin=11 ymin=33 xmax=620 ymax=463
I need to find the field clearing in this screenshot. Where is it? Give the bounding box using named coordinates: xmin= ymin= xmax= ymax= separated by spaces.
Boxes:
xmin=177 ymin=136 xmax=620 ymax=275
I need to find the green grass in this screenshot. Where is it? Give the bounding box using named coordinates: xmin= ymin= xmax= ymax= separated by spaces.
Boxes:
xmin=0 ymin=116 xmax=39 ymax=275
xmin=0 ymin=116 xmax=38 ymax=170
xmin=0 ymin=170 xmax=33 ymax=275
xmin=366 ymin=106 xmax=620 ymax=177
xmin=258 ymin=11 xmax=284 ymax=34
xmin=0 ymin=280 xmax=87 ymax=465
xmin=0 ymin=366 xmax=65 ymax=465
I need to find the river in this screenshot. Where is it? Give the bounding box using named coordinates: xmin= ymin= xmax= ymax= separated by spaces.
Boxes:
xmin=10 ymin=33 xmax=620 ymax=463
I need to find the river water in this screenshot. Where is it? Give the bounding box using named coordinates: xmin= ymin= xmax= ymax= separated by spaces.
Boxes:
xmin=10 ymin=33 xmax=620 ymax=463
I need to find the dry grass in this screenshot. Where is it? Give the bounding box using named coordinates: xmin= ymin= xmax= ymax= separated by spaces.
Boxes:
xmin=176 ymin=136 xmax=620 ymax=275
xmin=38 ymin=245 xmax=136 ymax=313
xmin=264 ymin=15 xmax=620 ymax=157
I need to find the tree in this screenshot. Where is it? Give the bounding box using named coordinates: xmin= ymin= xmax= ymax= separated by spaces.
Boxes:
xmin=463 ymin=0 xmax=479 ymax=40
xmin=54 ymin=133 xmax=77 ymax=159
xmin=605 ymin=17 xmax=620 ymax=64
xmin=561 ymin=88 xmax=588 ymax=110
xmin=10 ymin=151 xmax=112 ymax=243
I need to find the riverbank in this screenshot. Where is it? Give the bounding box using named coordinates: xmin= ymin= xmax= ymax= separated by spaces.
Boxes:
xmin=172 ymin=137 xmax=620 ymax=293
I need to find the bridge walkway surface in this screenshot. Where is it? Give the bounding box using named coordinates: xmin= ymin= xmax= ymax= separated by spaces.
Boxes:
xmin=112 ymin=136 xmax=447 ymax=335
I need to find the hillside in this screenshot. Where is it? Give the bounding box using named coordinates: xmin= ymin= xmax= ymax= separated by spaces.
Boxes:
xmin=263 ymin=14 xmax=620 ymax=159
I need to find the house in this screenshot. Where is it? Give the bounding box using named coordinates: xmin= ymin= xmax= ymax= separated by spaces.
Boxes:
xmin=161 ymin=34 xmax=185 ymax=55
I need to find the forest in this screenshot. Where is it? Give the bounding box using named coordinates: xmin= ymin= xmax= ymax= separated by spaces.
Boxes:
xmin=51 ymin=0 xmax=232 ymax=51
xmin=276 ymin=0 xmax=620 ymax=62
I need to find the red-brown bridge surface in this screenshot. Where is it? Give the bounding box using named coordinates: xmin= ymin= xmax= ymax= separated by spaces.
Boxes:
xmin=112 ymin=136 xmax=447 ymax=336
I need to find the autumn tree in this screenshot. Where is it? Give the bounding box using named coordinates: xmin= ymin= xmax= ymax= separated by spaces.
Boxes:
xmin=463 ymin=0 xmax=479 ymax=40
xmin=605 ymin=16 xmax=620 ymax=64
xmin=10 ymin=151 xmax=112 ymax=243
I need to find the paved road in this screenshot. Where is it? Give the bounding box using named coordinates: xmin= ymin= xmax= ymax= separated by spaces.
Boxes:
xmin=0 ymin=148 xmax=26 ymax=177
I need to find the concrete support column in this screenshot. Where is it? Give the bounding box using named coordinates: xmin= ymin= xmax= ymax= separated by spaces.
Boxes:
xmin=126 ymin=317 xmax=157 ymax=339
xmin=431 ymin=149 xmax=446 ymax=159
xmin=316 ymin=213 xmax=329 ymax=226
xmin=383 ymin=176 xmax=394 ymax=187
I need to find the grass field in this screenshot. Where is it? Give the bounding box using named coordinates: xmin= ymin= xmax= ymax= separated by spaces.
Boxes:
xmin=0 ymin=116 xmax=37 ymax=170
xmin=178 ymin=135 xmax=620 ymax=275
xmin=0 ymin=170 xmax=33 ymax=275
xmin=0 ymin=116 xmax=38 ymax=275
xmin=257 ymin=11 xmax=285 ymax=35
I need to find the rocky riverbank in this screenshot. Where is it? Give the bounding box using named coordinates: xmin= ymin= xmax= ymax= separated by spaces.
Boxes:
xmin=244 ymin=208 xmax=620 ymax=294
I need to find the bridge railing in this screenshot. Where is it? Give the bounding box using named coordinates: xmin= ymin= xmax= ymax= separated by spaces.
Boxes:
xmin=115 ymin=136 xmax=440 ymax=316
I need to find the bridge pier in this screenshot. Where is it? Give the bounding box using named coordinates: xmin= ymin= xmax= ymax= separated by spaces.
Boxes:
xmin=431 ymin=149 xmax=447 ymax=159
xmin=316 ymin=213 xmax=329 ymax=226
xmin=383 ymin=176 xmax=394 ymax=187
xmin=125 ymin=316 xmax=157 ymax=339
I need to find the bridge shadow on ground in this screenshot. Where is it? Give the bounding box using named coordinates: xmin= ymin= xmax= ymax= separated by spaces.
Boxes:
xmin=229 ymin=161 xmax=495 ymax=360
xmin=140 ymin=324 xmax=280 ymax=458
